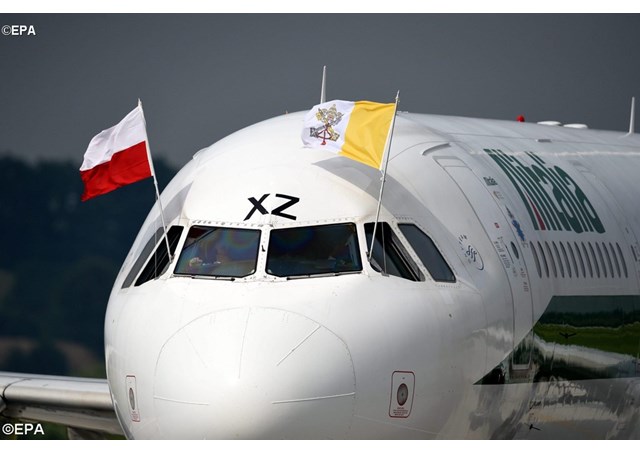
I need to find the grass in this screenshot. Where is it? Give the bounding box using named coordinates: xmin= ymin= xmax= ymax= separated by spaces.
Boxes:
xmin=533 ymin=321 xmax=640 ymax=357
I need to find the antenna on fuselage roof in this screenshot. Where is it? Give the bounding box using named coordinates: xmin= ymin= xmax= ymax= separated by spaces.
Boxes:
xmin=626 ymin=96 xmax=636 ymax=135
xmin=320 ymin=65 xmax=327 ymax=104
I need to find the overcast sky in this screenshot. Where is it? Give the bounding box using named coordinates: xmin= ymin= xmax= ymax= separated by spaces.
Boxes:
xmin=1 ymin=14 xmax=640 ymax=168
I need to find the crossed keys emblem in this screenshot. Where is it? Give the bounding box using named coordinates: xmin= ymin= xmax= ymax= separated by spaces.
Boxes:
xmin=309 ymin=104 xmax=343 ymax=145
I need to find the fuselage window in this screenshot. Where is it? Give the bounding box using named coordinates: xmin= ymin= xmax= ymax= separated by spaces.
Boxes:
xmin=530 ymin=242 xmax=542 ymax=278
xmin=266 ymin=223 xmax=362 ymax=278
xmin=135 ymin=225 xmax=184 ymax=286
xmin=545 ymin=242 xmax=557 ymax=278
xmin=398 ymin=224 xmax=456 ymax=283
xmin=552 ymin=242 xmax=564 ymax=278
xmin=602 ymin=242 xmax=614 ymax=278
xmin=573 ymin=242 xmax=586 ymax=278
xmin=616 ymin=243 xmax=628 ymax=278
xmin=560 ymin=242 xmax=580 ymax=278
xmin=537 ymin=242 xmax=549 ymax=278
xmin=595 ymin=242 xmax=607 ymax=278
xmin=581 ymin=242 xmax=593 ymax=278
xmin=365 ymin=223 xmax=424 ymax=282
xmin=174 ymin=226 xmax=261 ymax=279
xmin=588 ymin=242 xmax=600 ymax=278
xmin=609 ymin=243 xmax=621 ymax=278
xmin=559 ymin=242 xmax=571 ymax=278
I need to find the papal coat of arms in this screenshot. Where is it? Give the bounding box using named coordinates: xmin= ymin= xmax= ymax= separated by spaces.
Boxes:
xmin=309 ymin=104 xmax=343 ymax=145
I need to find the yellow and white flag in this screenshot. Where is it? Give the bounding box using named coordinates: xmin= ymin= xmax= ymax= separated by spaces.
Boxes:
xmin=301 ymin=100 xmax=395 ymax=170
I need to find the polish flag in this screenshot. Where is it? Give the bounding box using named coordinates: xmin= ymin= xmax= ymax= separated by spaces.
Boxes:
xmin=80 ymin=105 xmax=152 ymax=201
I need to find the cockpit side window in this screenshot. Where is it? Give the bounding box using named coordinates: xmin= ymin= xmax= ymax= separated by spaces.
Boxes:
xmin=365 ymin=222 xmax=424 ymax=282
xmin=398 ymin=224 xmax=456 ymax=283
xmin=174 ymin=226 xmax=261 ymax=279
xmin=134 ymin=225 xmax=184 ymax=287
xmin=122 ymin=227 xmax=164 ymax=289
xmin=266 ymin=223 xmax=362 ymax=278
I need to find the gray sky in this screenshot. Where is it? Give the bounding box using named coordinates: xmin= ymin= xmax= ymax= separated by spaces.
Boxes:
xmin=1 ymin=14 xmax=640 ymax=168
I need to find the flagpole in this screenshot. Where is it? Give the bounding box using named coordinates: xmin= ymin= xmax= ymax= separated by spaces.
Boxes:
xmin=368 ymin=91 xmax=400 ymax=262
xmin=320 ymin=65 xmax=327 ymax=104
xmin=138 ymin=99 xmax=173 ymax=262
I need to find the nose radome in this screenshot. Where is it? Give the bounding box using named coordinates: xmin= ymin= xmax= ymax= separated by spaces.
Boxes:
xmin=152 ymin=307 xmax=356 ymax=439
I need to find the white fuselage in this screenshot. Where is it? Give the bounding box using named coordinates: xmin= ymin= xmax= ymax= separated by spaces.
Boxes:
xmin=104 ymin=112 xmax=640 ymax=439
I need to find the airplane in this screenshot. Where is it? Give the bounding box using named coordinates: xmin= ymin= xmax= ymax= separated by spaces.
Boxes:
xmin=2 ymin=95 xmax=640 ymax=439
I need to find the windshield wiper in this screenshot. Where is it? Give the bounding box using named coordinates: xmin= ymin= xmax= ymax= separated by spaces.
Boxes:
xmin=174 ymin=274 xmax=236 ymax=281
xmin=285 ymin=270 xmax=361 ymax=280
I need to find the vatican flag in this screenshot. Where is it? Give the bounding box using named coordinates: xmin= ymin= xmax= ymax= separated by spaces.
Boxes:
xmin=301 ymin=100 xmax=396 ymax=170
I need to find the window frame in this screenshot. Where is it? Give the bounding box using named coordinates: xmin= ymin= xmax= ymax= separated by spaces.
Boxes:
xmin=173 ymin=225 xmax=262 ymax=280
xmin=265 ymin=222 xmax=363 ymax=279
xmin=134 ymin=225 xmax=185 ymax=287
xmin=364 ymin=222 xmax=425 ymax=282
xmin=122 ymin=226 xmax=165 ymax=289
xmin=397 ymin=223 xmax=456 ymax=283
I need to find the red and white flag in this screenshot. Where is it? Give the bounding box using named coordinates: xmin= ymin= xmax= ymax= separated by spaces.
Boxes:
xmin=80 ymin=105 xmax=152 ymax=201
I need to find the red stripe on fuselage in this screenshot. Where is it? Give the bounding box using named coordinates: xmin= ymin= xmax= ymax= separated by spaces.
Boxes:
xmin=526 ymin=193 xmax=546 ymax=230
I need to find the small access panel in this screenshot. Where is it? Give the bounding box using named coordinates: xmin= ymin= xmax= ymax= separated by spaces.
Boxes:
xmin=389 ymin=371 xmax=415 ymax=418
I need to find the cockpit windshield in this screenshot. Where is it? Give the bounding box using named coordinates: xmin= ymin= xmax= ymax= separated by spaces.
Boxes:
xmin=266 ymin=223 xmax=362 ymax=278
xmin=174 ymin=226 xmax=261 ymax=278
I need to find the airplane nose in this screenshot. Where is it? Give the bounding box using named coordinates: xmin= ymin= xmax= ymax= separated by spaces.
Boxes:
xmin=152 ymin=307 xmax=356 ymax=439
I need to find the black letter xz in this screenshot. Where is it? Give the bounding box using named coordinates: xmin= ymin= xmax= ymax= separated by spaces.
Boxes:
xmin=271 ymin=194 xmax=300 ymax=221
xmin=243 ymin=193 xmax=300 ymax=221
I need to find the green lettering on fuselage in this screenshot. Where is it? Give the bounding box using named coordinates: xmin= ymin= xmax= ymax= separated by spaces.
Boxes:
xmin=484 ymin=149 xmax=605 ymax=234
